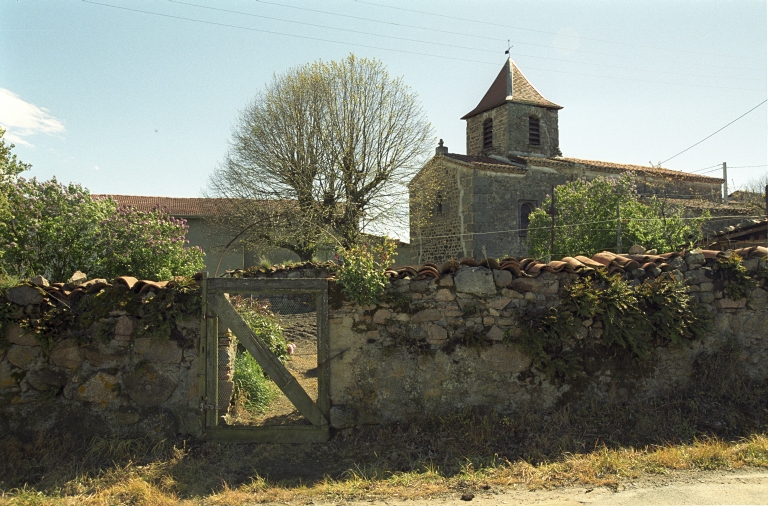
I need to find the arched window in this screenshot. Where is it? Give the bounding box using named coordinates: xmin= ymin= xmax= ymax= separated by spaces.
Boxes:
xmin=520 ymin=203 xmax=533 ymax=236
xmin=482 ymin=118 xmax=493 ymax=151
xmin=528 ymin=116 xmax=540 ymax=146
xmin=435 ymin=192 xmax=443 ymax=217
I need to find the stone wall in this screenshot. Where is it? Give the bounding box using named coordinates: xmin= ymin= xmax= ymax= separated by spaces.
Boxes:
xmin=0 ymin=277 xmax=214 ymax=439
xmin=328 ymin=249 xmax=768 ymax=428
xmin=465 ymin=103 xmax=560 ymax=158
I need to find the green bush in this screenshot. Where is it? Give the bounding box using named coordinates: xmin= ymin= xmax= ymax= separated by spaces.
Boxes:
xmin=231 ymin=296 xmax=288 ymax=360
xmin=0 ymin=177 xmax=204 ymax=281
xmin=337 ymin=239 xmax=396 ymax=306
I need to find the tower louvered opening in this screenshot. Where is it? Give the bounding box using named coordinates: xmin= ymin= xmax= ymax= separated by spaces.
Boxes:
xmin=528 ymin=116 xmax=540 ymax=146
xmin=482 ymin=119 xmax=493 ymax=151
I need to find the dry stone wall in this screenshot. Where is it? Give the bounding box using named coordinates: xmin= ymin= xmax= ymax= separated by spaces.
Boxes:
xmin=0 ymin=277 xmax=212 ymax=439
xmin=328 ymin=249 xmax=768 ymax=429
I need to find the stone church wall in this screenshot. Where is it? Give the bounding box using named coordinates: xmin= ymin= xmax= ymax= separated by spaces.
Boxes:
xmin=328 ymin=250 xmax=768 ymax=428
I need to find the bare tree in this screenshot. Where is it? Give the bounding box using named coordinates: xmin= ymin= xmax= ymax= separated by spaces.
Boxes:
xmin=207 ymin=54 xmax=433 ymax=260
xmin=736 ymin=172 xmax=768 ymax=215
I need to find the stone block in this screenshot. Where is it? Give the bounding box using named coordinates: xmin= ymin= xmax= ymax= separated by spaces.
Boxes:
xmin=510 ymin=277 xmax=558 ymax=294
xmin=123 ymin=366 xmax=178 ymax=406
xmin=26 ymin=368 xmax=68 ymax=391
xmin=7 ymin=345 xmax=41 ymax=369
xmin=5 ymin=325 xmax=39 ymax=346
xmin=684 ymin=268 xmax=710 ymax=284
xmin=492 ymin=269 xmax=513 ymax=287
xmin=427 ymin=324 xmax=448 ymax=344
xmin=486 ymin=325 xmax=505 ymax=341
xmin=410 ymin=280 xmax=432 ymax=293
xmin=0 ymin=360 xmax=18 ymax=388
xmin=50 ymin=339 xmax=84 ymax=369
xmin=435 ymin=289 xmax=456 ymax=302
xmin=114 ymin=316 xmax=136 ymax=339
xmin=700 ymin=282 xmax=714 ymax=292
xmin=372 ymin=309 xmax=391 ymax=324
xmin=524 ymin=292 xmax=536 ymax=302
xmin=76 ymin=372 xmax=119 ymax=405
xmin=29 ymin=275 xmax=49 ymax=288
xmin=500 ymin=288 xmax=524 ymax=299
xmin=411 ymin=309 xmax=442 ymax=324
xmin=686 ymin=251 xmax=705 ymax=266
xmin=438 ymin=275 xmax=454 ymax=287
xmin=714 ymin=298 xmax=745 ymax=310
xmin=454 ymin=267 xmax=496 ymax=296
xmin=747 ymin=288 xmax=767 ymax=310
xmin=487 ymin=297 xmax=512 ymax=310
xmin=699 ymin=292 xmax=715 ymax=304
xmin=114 ymin=407 xmax=141 ymax=425
xmin=330 ymin=405 xmax=356 ymax=429
xmin=133 ymin=338 xmax=183 ymax=364
xmin=6 ymin=285 xmax=45 ymax=306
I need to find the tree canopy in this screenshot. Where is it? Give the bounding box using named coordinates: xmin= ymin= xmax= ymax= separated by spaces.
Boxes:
xmin=207 ymin=54 xmax=433 ymax=260
xmin=527 ymin=174 xmax=709 ymax=259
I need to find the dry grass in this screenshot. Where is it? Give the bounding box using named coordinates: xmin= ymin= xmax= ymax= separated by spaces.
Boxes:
xmin=0 ymin=433 xmax=765 ymax=505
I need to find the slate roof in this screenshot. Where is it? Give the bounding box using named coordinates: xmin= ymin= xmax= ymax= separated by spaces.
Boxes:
xmin=93 ymin=195 xmax=232 ymax=217
xmin=522 ymin=156 xmax=725 ymax=184
xmin=462 ymin=58 xmax=562 ymax=119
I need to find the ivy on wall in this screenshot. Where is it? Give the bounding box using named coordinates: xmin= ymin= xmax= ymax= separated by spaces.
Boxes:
xmin=517 ymin=273 xmax=711 ymax=381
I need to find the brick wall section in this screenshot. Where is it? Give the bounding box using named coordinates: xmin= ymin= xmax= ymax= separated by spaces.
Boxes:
xmin=327 ymin=252 xmax=768 ymax=428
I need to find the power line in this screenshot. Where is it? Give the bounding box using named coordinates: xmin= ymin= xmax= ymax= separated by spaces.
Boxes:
xmin=353 ymin=0 xmax=767 ymax=62
xmin=689 ymin=163 xmax=724 ymax=174
xmin=660 ymin=100 xmax=768 ymax=165
xmin=79 ymin=1 xmax=766 ymax=93
xmin=727 ymin=165 xmax=768 ymax=169
xmin=170 ymin=0 xmax=762 ymax=77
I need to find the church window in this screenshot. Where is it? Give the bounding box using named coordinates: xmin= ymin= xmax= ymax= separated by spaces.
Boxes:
xmin=482 ymin=119 xmax=493 ymax=151
xmin=528 ymin=116 xmax=540 ymax=145
xmin=435 ymin=192 xmax=443 ymax=217
xmin=519 ymin=202 xmax=534 ymax=236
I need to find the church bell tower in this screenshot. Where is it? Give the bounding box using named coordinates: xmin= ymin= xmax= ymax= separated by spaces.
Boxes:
xmin=462 ymin=58 xmax=562 ymax=159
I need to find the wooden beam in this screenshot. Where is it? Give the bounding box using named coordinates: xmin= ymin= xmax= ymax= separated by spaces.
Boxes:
xmin=207 ymin=277 xmax=328 ymax=295
xmin=205 ymin=425 xmax=329 ymax=444
xmin=205 ymin=290 xmax=219 ymax=428
xmin=316 ymin=290 xmax=330 ymax=419
xmin=208 ymin=293 xmax=328 ymax=426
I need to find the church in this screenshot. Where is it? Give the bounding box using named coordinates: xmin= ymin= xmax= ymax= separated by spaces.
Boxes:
xmin=409 ymin=58 xmax=726 ymax=264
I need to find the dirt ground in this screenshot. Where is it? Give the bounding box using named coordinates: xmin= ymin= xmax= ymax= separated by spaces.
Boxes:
xmin=307 ymin=470 xmax=768 ymax=506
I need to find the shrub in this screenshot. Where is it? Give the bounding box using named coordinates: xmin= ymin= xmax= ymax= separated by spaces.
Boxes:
xmin=0 ymin=177 xmax=204 ymax=281
xmin=337 ymin=239 xmax=397 ymax=305
xmin=231 ymin=296 xmax=288 ymax=360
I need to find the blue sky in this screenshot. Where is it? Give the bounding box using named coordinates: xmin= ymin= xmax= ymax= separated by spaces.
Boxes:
xmin=2 ymin=0 xmax=766 ymax=220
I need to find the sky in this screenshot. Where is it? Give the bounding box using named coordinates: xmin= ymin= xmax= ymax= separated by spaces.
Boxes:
xmin=1 ymin=0 xmax=766 ymax=237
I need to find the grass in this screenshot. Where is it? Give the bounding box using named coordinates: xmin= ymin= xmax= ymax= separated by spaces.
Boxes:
xmin=230 ymin=349 xmax=279 ymax=415
xmin=0 ymin=429 xmax=765 ymax=505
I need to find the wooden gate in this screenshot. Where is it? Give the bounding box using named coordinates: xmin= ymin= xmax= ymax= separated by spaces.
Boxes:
xmin=200 ymin=273 xmax=330 ymax=443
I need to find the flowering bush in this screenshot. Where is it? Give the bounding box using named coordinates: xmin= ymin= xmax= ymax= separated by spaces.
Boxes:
xmin=528 ymin=174 xmax=708 ymax=259
xmin=0 ymin=177 xmax=203 ymax=281
xmin=96 ymin=205 xmax=204 ymax=281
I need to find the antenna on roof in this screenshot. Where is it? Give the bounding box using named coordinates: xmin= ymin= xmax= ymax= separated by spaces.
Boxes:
xmin=504 ymin=40 xmax=512 ymax=56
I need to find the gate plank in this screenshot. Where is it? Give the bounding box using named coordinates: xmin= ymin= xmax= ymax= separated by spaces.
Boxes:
xmin=208 ymin=293 xmax=328 ymax=426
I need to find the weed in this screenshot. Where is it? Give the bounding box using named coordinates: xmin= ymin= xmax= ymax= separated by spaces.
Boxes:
xmin=231 ymin=350 xmax=278 ymax=413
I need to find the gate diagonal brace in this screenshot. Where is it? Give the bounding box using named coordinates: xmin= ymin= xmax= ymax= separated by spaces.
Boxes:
xmin=208 ymin=293 xmax=328 ymax=427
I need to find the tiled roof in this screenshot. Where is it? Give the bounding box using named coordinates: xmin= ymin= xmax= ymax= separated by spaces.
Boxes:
xmin=442 ymin=153 xmax=528 ymax=174
xmin=93 ymin=195 xmax=231 ymax=217
xmin=384 ymin=246 xmax=768 ymax=281
xmin=522 ymin=156 xmax=725 ymax=183
xmin=462 ymin=58 xmax=562 ymax=120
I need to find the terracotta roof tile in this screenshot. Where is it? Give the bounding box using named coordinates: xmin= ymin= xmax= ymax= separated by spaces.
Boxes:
xmin=462 ymin=58 xmax=562 ymax=120
xmin=522 ymin=157 xmax=724 ymax=183
xmin=92 ymin=195 xmax=232 ymax=217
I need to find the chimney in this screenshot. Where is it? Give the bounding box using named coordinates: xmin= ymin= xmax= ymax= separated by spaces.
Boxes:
xmin=435 ymin=139 xmax=448 ymax=155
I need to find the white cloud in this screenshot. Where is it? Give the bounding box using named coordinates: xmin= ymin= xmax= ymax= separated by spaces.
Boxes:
xmin=94 ymin=165 xmax=100 ymax=171
xmin=0 ymin=88 xmax=65 ymax=147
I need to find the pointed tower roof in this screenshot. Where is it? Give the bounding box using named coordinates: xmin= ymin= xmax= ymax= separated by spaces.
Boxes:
xmin=461 ymin=59 xmax=562 ymax=119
